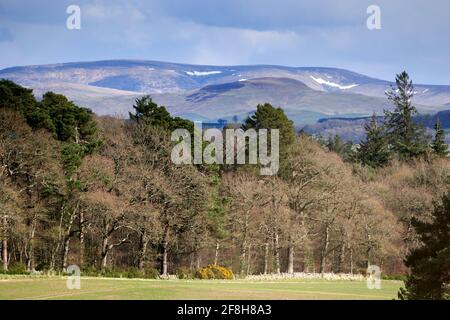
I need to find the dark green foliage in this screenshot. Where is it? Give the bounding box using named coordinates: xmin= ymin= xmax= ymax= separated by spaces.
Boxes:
xmin=38 ymin=92 xmax=100 ymax=176
xmin=242 ymin=103 xmax=295 ymax=147
xmin=39 ymin=92 xmax=96 ymax=142
xmin=326 ymin=134 xmax=356 ymax=162
xmin=0 ymin=262 xmax=28 ymax=275
xmin=384 ymin=72 xmax=430 ymax=159
xmin=61 ymin=143 xmax=85 ymax=175
xmin=0 ymin=81 xmax=99 ymax=179
xmin=208 ymin=194 xmax=230 ymax=240
xmin=129 ymin=95 xmax=171 ymax=124
xmin=0 ymin=79 xmax=36 ymax=115
xmin=0 ymin=79 xmax=54 ymax=131
xmin=242 ymin=103 xmax=296 ymax=175
xmin=0 ymin=81 xmax=97 ymax=146
xmin=399 ymin=190 xmax=450 ymax=300
xmin=129 ymin=95 xmax=194 ymax=133
xmin=176 ymin=267 xmax=196 ymax=279
xmin=358 ymin=114 xmax=391 ymax=167
xmin=431 ymin=119 xmax=449 ymax=157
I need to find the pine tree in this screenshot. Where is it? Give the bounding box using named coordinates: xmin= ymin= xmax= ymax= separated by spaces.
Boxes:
xmin=326 ymin=134 xmax=356 ymax=162
xmin=129 ymin=95 xmax=172 ymax=125
xmin=129 ymin=95 xmax=193 ymax=132
xmin=326 ymin=134 xmax=345 ymax=154
xmin=431 ymin=119 xmax=449 ymax=157
xmin=399 ymin=190 xmax=450 ymax=300
xmin=384 ymin=71 xmax=430 ymax=159
xmin=242 ymin=103 xmax=296 ymax=176
xmin=357 ymin=113 xmax=391 ymax=167
xmin=242 ymin=103 xmax=295 ymax=147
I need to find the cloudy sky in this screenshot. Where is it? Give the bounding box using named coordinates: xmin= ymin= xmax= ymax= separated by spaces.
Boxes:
xmin=0 ymin=0 xmax=449 ymax=84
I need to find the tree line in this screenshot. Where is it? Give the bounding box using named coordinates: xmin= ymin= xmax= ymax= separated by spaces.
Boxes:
xmin=1 ymin=72 xmax=449 ymax=299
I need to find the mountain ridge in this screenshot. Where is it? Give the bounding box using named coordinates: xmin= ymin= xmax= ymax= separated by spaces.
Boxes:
xmin=1 ymin=59 xmax=449 ymax=125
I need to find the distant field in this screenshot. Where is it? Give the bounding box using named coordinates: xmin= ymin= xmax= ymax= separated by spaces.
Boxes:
xmin=0 ymin=276 xmax=402 ymax=300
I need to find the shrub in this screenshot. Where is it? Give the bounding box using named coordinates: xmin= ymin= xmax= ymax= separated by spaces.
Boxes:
xmin=82 ymin=265 xmax=98 ymax=277
xmin=176 ymin=267 xmax=196 ymax=279
xmin=144 ymin=267 xmax=160 ymax=279
xmin=195 ymin=265 xmax=234 ymax=280
xmin=382 ymin=274 xmax=406 ymax=281
xmin=195 ymin=266 xmax=214 ymax=279
xmin=1 ymin=263 xmax=28 ymax=275
xmin=209 ymin=264 xmax=234 ymax=279
xmin=124 ymin=267 xmax=142 ymax=279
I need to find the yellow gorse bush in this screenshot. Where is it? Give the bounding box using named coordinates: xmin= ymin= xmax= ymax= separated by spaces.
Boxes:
xmin=195 ymin=265 xmax=234 ymax=280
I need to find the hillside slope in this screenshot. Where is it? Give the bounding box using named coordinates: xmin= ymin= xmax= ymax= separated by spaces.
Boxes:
xmin=1 ymin=60 xmax=449 ymax=124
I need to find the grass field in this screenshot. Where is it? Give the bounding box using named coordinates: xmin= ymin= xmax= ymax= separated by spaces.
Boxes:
xmin=0 ymin=276 xmax=403 ymax=300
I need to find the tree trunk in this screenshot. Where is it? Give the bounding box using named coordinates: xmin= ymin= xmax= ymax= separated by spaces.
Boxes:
xmin=213 ymin=241 xmax=220 ymax=265
xmin=61 ymin=204 xmax=77 ymax=270
xmin=337 ymin=241 xmax=345 ymax=273
xmin=239 ymin=244 xmax=247 ymax=275
xmin=26 ymin=218 xmax=36 ymax=272
xmin=195 ymin=251 xmax=201 ymax=269
xmin=161 ymin=226 xmax=169 ymax=276
xmin=274 ymin=232 xmax=280 ymax=274
xmin=101 ymin=236 xmax=109 ymax=269
xmin=246 ymin=245 xmax=252 ymax=275
xmin=319 ymin=224 xmax=330 ymax=276
xmin=287 ymin=240 xmax=294 ymax=274
xmin=79 ymin=210 xmax=85 ymax=269
xmin=263 ymin=242 xmax=269 ymax=274
xmin=2 ymin=215 xmax=8 ymax=271
xmin=2 ymin=238 xmax=7 ymax=272
xmin=62 ymin=236 xmax=71 ymax=270
xmin=138 ymin=230 xmax=148 ymax=273
xmin=366 ymin=233 xmax=372 ymax=268
xmin=239 ymin=212 xmax=249 ymax=275
xmin=349 ymin=246 xmax=354 ymax=274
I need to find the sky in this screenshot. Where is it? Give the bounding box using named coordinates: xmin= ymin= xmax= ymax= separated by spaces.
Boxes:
xmin=0 ymin=0 xmax=450 ymax=84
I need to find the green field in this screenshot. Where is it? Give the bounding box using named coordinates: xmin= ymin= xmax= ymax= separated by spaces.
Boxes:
xmin=0 ymin=276 xmax=402 ymax=300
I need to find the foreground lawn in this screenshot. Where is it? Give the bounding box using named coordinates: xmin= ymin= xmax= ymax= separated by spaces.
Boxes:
xmin=0 ymin=276 xmax=402 ymax=300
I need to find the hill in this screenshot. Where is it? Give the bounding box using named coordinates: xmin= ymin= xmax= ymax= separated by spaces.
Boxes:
xmin=1 ymin=60 xmax=449 ymax=125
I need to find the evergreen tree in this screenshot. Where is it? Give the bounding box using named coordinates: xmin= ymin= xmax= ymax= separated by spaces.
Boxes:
xmin=384 ymin=71 xmax=430 ymax=159
xmin=326 ymin=134 xmax=345 ymax=154
xmin=242 ymin=103 xmax=296 ymax=175
xmin=357 ymin=113 xmax=391 ymax=167
xmin=0 ymin=79 xmax=36 ymax=114
xmin=129 ymin=95 xmax=171 ymax=125
xmin=242 ymin=103 xmax=295 ymax=147
xmin=326 ymin=134 xmax=356 ymax=162
xmin=431 ymin=119 xmax=449 ymax=157
xmin=0 ymin=82 xmax=97 ymax=146
xmin=129 ymin=95 xmax=193 ymax=132
xmin=399 ymin=190 xmax=450 ymax=300
xmin=0 ymin=79 xmax=52 ymax=129
xmin=39 ymin=92 xmax=97 ymax=143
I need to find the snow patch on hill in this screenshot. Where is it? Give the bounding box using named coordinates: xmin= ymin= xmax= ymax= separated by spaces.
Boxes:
xmin=185 ymin=70 xmax=222 ymax=76
xmin=310 ymin=76 xmax=359 ymax=90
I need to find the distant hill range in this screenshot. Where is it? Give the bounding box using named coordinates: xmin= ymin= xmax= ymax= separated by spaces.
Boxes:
xmin=304 ymin=110 xmax=450 ymax=143
xmin=1 ymin=59 xmax=450 ymax=126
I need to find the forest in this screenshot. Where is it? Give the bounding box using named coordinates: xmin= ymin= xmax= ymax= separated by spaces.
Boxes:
xmin=1 ymin=72 xmax=449 ymax=299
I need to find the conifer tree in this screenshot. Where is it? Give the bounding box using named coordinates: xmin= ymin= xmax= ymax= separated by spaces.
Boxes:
xmin=357 ymin=113 xmax=391 ymax=167
xmin=129 ymin=95 xmax=172 ymax=125
xmin=384 ymin=71 xmax=430 ymax=159
xmin=242 ymin=103 xmax=296 ymax=176
xmin=129 ymin=95 xmax=193 ymax=132
xmin=431 ymin=119 xmax=449 ymax=157
xmin=399 ymin=190 xmax=450 ymax=300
